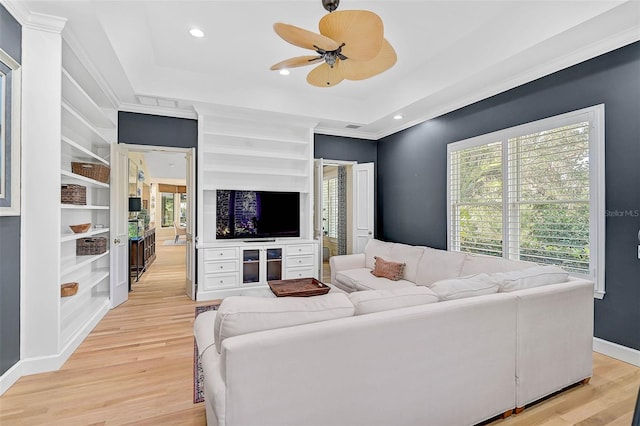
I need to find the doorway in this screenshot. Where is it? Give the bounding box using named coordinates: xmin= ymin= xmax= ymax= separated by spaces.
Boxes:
xmin=112 ymin=143 xmax=196 ymax=307
xmin=315 ymin=160 xmax=374 ymax=282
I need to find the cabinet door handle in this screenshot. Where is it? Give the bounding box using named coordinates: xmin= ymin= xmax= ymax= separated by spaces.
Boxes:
xmin=114 ymin=238 xmax=120 ymax=244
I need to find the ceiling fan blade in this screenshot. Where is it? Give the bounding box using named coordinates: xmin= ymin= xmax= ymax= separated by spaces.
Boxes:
xmin=270 ymin=56 xmax=323 ymax=70
xmin=274 ymin=23 xmax=340 ymax=52
xmin=307 ymin=62 xmax=344 ymax=87
xmin=319 ymin=10 xmax=383 ymax=61
xmin=342 ymin=39 xmax=397 ymax=81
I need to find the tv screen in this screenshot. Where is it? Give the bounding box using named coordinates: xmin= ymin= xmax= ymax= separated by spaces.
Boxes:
xmin=216 ymin=190 xmax=300 ymax=239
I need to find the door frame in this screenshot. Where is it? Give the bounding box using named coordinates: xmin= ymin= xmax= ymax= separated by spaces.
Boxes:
xmin=314 ymin=159 xmax=359 ymax=281
xmin=114 ymin=143 xmax=195 ymax=300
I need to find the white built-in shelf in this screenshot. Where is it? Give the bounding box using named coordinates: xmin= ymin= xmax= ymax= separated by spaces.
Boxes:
xmin=202 ymin=166 xmax=307 ymax=178
xmin=204 ymin=146 xmax=307 ymax=161
xmin=62 ymin=69 xmax=116 ymax=129
xmin=61 ymin=204 xmax=109 ymax=210
xmin=61 ymin=169 xmax=110 ymax=188
xmin=61 ymin=102 xmax=110 ymax=148
xmin=60 ymin=251 xmax=110 ymax=276
xmin=61 ymin=136 xmax=109 ymax=166
xmin=60 ymin=268 xmax=109 ymax=305
xmin=61 ymin=295 xmax=109 ymax=345
xmin=202 ymin=130 xmax=309 ymax=146
xmin=60 ymin=228 xmax=110 ymax=242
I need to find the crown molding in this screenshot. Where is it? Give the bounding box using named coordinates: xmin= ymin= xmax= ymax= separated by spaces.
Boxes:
xmin=1 ymin=2 xmax=66 ymax=33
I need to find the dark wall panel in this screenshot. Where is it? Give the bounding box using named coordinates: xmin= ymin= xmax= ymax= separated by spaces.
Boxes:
xmin=0 ymin=3 xmax=21 ymax=376
xmin=118 ymin=112 xmax=197 ymax=148
xmin=0 ymin=5 xmax=21 ymax=63
xmin=314 ymin=134 xmax=377 ymax=163
xmin=378 ymin=41 xmax=640 ymax=350
xmin=0 ymin=216 xmax=21 ymax=374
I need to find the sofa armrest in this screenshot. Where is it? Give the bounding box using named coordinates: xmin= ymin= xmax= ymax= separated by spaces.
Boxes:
xmin=514 ymin=278 xmax=594 ymax=408
xmin=329 ymin=253 xmax=366 ymax=284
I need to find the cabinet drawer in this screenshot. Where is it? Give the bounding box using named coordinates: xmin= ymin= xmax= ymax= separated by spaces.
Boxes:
xmin=287 ymin=254 xmax=314 ymax=268
xmin=203 ymin=273 xmax=239 ymax=290
xmin=204 ymin=260 xmax=238 ymax=274
xmin=286 ymin=244 xmax=315 ymax=256
xmin=285 ymin=267 xmax=316 ymax=280
xmin=204 ymin=248 xmax=238 ymax=261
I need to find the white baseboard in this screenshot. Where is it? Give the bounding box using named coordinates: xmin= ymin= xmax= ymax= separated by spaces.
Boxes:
xmin=593 ymin=337 xmax=640 ymax=367
xmin=0 ymin=361 xmax=24 ymax=395
xmin=0 ymin=301 xmax=109 ymax=396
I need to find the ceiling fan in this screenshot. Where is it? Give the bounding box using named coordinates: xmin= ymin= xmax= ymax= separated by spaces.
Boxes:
xmin=270 ymin=0 xmax=396 ymax=87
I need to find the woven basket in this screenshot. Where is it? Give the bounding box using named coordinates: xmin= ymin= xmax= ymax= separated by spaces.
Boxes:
xmin=61 ymin=282 xmax=79 ymax=297
xmin=76 ymin=237 xmax=107 ymax=256
xmin=71 ymin=162 xmax=110 ymax=183
xmin=61 ymin=184 xmax=86 ymax=205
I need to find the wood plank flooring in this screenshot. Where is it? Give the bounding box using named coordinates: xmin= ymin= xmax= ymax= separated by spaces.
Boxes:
xmin=1 ymin=241 xmax=638 ymax=425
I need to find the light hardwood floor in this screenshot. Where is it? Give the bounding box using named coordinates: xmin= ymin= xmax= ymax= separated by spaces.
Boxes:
xmin=1 ymin=242 xmax=638 ymax=425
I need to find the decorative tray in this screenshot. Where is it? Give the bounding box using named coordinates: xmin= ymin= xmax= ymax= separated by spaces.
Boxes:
xmin=268 ymin=278 xmax=330 ymax=297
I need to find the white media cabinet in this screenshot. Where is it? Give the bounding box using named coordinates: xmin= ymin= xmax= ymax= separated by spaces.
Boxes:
xmin=197 ymin=239 xmax=319 ymax=300
xmin=195 ymin=112 xmax=320 ymax=301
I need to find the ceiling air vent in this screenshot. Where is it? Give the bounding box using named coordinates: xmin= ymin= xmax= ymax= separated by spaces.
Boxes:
xmin=345 ymin=124 xmax=361 ymax=129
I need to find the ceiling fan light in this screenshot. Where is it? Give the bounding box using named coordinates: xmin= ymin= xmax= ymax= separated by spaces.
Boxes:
xmin=279 ymin=69 xmax=290 ymax=76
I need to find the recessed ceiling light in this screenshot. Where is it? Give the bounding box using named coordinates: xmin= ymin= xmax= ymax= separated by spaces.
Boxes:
xmin=393 ymin=114 xmax=404 ymax=120
xmin=189 ymin=28 xmax=204 ymax=38
xmin=279 ymin=69 xmax=290 ymax=76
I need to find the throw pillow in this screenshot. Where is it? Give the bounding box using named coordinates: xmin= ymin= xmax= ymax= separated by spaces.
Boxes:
xmin=430 ymin=273 xmax=500 ymax=301
xmin=348 ymin=286 xmax=439 ymax=315
xmin=371 ymin=256 xmax=406 ymax=281
xmin=213 ymin=293 xmax=355 ymax=354
xmin=492 ymin=266 xmax=569 ymax=292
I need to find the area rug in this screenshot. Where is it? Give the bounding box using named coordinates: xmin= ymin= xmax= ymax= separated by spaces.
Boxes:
xmin=163 ymin=239 xmax=186 ymax=246
xmin=194 ymin=303 xmax=221 ymax=403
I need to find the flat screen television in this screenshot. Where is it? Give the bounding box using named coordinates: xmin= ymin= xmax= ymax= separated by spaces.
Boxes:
xmin=216 ymin=190 xmax=300 ymax=239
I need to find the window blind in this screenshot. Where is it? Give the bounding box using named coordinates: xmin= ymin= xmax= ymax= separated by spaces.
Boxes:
xmin=507 ymin=122 xmax=590 ymax=274
xmin=322 ymin=177 xmax=338 ymax=238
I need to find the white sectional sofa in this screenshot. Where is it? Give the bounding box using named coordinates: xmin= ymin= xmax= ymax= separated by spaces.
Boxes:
xmin=194 ymin=239 xmax=594 ymax=426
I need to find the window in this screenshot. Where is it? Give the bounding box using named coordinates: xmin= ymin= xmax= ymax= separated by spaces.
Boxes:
xmin=161 ymin=192 xmax=174 ymax=227
xmin=323 ymin=177 xmax=338 ymax=238
xmin=448 ymin=105 xmax=605 ymax=297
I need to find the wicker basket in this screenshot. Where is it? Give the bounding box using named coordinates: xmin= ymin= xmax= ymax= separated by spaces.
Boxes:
xmin=61 ymin=282 xmax=79 ymax=297
xmin=76 ymin=237 xmax=107 ymax=256
xmin=61 ymin=184 xmax=86 ymax=205
xmin=71 ymin=162 xmax=110 ymax=183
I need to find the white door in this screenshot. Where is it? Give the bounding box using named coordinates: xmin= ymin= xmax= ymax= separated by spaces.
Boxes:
xmin=314 ymin=159 xmax=324 ymax=280
xmin=185 ymin=148 xmax=196 ymax=300
xmin=352 ymin=162 xmax=374 ymax=254
xmin=110 ymin=143 xmax=130 ymax=308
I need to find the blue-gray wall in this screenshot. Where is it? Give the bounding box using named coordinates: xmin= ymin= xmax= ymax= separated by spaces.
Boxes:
xmin=377 ymin=41 xmax=640 ymax=350
xmin=0 ymin=4 xmax=21 ymax=376
xmin=118 ymin=112 xmax=197 ymax=148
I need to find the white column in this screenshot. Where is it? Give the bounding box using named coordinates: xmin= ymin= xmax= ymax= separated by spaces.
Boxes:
xmin=20 ymin=14 xmax=66 ymax=362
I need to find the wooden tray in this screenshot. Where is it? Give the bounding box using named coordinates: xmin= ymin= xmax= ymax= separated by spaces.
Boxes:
xmin=268 ymin=278 xmax=330 ymax=297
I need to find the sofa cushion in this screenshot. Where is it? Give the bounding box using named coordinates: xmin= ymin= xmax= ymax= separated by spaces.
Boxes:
xmin=213 ymin=293 xmax=354 ymax=354
xmin=364 ymin=239 xmax=394 ymax=269
xmin=371 ymin=256 xmax=406 ymax=281
xmin=389 ymin=243 xmax=426 ymax=282
xmin=348 ymin=287 xmax=439 ymax=315
xmin=493 ymin=266 xmax=569 ymax=292
xmin=415 ymin=248 xmax=467 ymax=287
xmin=430 ymin=273 xmax=500 ymax=301
xmin=460 ymin=253 xmax=534 ymax=276
xmin=335 ymin=268 xmax=416 ymax=292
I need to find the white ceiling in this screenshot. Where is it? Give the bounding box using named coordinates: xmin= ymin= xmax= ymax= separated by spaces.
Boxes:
xmin=19 ymin=0 xmax=640 ymax=139
xmin=142 ymin=150 xmax=187 ymax=181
